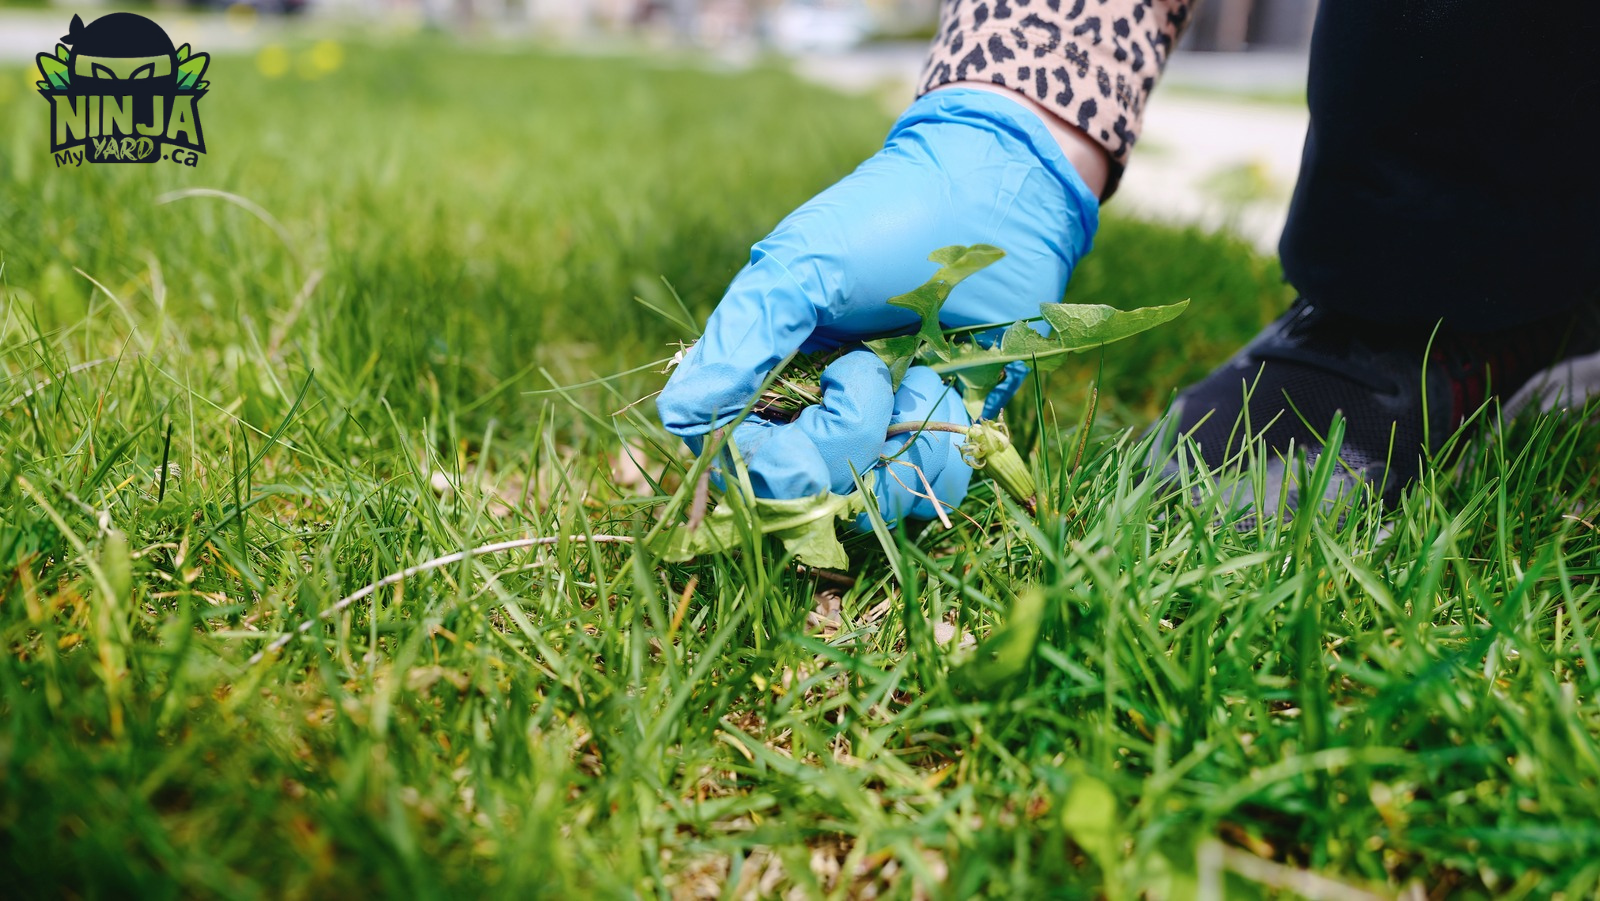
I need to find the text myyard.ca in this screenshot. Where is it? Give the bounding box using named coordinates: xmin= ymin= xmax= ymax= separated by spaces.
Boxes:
xmin=50 ymin=93 xmax=202 ymax=165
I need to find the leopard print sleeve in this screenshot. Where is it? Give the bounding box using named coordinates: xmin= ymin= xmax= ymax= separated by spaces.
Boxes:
xmin=919 ymin=0 xmax=1195 ymax=196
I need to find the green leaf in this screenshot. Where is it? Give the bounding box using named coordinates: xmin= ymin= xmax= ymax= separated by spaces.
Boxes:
xmin=925 ymin=300 xmax=1191 ymax=378
xmin=176 ymin=43 xmax=192 ymax=62
xmin=770 ymin=516 xmax=849 ymax=569
xmin=100 ymin=530 xmax=133 ymax=603
xmin=927 ymin=349 xmax=1029 ymax=375
xmin=950 ymin=588 xmax=1047 ymax=693
xmin=1039 ymin=299 xmax=1189 ymax=351
xmin=886 ymin=244 xmax=1005 ymax=360
xmin=998 ymin=322 xmax=1069 ymax=371
xmin=651 ymin=490 xmax=866 ymax=569
xmin=862 ymin=334 xmax=920 ymax=389
xmin=940 ymin=343 xmax=1009 ymax=415
xmin=740 ymin=493 xmax=852 ymax=534
xmin=55 ymin=43 xmax=71 ymax=63
xmin=176 ymin=52 xmax=209 ymax=90
xmin=758 ymin=492 xmax=861 ymax=568
xmin=1061 ymin=774 xmax=1120 ymax=875
xmin=37 ymin=52 xmax=69 ymax=90
xmin=652 ymin=504 xmax=743 ymax=561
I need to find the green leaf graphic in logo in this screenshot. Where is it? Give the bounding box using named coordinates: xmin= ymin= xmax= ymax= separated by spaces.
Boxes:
xmin=37 ymin=52 xmax=70 ymax=90
xmin=176 ymin=52 xmax=209 ymax=90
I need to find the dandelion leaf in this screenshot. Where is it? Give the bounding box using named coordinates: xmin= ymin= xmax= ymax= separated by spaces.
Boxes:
xmin=770 ymin=515 xmax=849 ymax=570
xmin=652 ymin=491 xmax=863 ymax=569
xmin=886 ymin=244 xmax=1005 ymax=359
xmin=1039 ymin=299 xmax=1189 ymax=351
xmin=998 ymin=322 xmax=1068 ymax=371
xmin=748 ymin=493 xmax=858 ymax=569
xmin=863 ymin=334 xmax=920 ymax=389
xmin=652 ymin=504 xmax=745 ymax=561
xmin=938 ymin=342 xmax=1009 ymax=412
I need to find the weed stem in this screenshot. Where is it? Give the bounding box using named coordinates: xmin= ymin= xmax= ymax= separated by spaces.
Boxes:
xmin=884 ymin=421 xmax=969 ymax=438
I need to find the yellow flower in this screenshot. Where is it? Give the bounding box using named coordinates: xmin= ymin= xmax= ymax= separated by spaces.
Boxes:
xmin=256 ymin=44 xmax=290 ymax=79
xmin=310 ymin=40 xmax=344 ymax=74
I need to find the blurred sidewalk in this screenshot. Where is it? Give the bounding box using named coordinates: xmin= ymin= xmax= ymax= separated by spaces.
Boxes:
xmin=1121 ymin=89 xmax=1307 ymax=254
xmin=1120 ymin=51 xmax=1308 ymax=253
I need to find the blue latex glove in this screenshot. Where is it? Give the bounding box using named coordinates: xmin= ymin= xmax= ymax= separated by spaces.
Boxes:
xmin=684 ymin=355 xmax=974 ymax=529
xmin=870 ymin=365 xmax=974 ymax=528
xmin=659 ymin=87 xmax=1099 ymax=522
xmin=682 ymin=349 xmax=895 ymax=500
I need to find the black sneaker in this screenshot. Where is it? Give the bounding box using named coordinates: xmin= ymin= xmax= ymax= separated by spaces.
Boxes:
xmin=1148 ymin=298 xmax=1600 ymax=512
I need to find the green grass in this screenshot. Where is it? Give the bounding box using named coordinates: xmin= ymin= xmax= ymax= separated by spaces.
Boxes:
xmin=3 ymin=40 xmax=1600 ymax=899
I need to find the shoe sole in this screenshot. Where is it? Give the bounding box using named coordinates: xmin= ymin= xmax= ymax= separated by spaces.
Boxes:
xmin=1503 ymin=347 xmax=1600 ymax=418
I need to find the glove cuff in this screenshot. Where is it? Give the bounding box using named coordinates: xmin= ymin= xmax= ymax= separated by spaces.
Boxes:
xmin=889 ymin=88 xmax=1101 ymax=263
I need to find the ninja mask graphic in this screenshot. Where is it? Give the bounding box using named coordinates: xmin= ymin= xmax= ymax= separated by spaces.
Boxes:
xmin=65 ymin=12 xmax=179 ymax=89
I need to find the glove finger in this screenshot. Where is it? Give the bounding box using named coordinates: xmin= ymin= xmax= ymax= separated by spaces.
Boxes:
xmin=657 ymin=250 xmax=820 ymax=437
xmin=866 ymin=366 xmax=973 ymax=528
xmin=788 ymin=350 xmax=895 ymax=494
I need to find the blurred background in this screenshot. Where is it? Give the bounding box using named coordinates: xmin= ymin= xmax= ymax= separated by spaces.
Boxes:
xmin=1 ymin=0 xmax=1314 ymax=251
xmin=1 ymin=0 xmax=1317 ymax=51
xmin=0 ymin=0 xmax=1311 ymax=441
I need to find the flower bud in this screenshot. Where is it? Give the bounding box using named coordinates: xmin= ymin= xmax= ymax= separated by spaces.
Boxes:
xmin=961 ymin=421 xmax=1037 ymax=515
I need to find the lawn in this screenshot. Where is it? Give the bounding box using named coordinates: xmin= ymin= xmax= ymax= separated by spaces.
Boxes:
xmin=2 ymin=38 xmax=1599 ymax=898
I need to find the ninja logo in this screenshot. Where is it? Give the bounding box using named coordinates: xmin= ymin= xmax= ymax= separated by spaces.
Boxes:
xmin=36 ymin=13 xmax=210 ymax=167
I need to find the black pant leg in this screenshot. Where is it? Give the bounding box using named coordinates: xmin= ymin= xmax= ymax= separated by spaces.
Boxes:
xmin=1278 ymin=1 xmax=1600 ymax=330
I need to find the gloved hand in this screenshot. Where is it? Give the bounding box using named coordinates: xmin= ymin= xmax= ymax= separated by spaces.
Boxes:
xmin=683 ymin=353 xmax=973 ymax=528
xmin=659 ymin=87 xmax=1100 ymax=525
